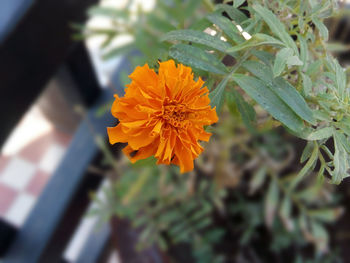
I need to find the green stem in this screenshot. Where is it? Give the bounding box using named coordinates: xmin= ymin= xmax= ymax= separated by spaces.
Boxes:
xmin=269 ymin=172 xmax=308 ymax=214
xmin=122 ymin=170 xmax=152 ymax=204
xmin=233 ymin=50 xmax=251 ymax=72
xmin=202 ymin=0 xmax=215 ymax=12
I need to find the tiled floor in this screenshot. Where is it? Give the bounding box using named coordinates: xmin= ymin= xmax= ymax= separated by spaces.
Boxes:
xmin=0 ymin=106 xmax=71 ymax=227
xmin=0 ymin=104 xmax=121 ymax=263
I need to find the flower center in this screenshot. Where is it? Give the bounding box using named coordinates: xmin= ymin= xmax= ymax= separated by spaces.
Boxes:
xmin=162 ymin=99 xmax=190 ymax=128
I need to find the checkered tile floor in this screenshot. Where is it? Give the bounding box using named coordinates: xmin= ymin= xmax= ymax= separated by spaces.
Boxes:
xmin=0 ymin=107 xmax=71 ymax=227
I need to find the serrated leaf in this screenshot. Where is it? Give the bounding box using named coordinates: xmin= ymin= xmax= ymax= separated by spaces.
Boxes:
xmin=312 ymin=17 xmax=329 ymax=40
xmin=273 ymin=48 xmax=294 ymax=77
xmin=161 ymin=29 xmax=232 ymax=53
xmin=207 ymin=12 xmax=245 ymax=44
xmin=307 ymin=127 xmax=334 ymax=140
xmin=232 ymin=74 xmax=304 ymax=132
xmin=252 ymin=4 xmax=298 ymax=53
xmin=227 ymin=33 xmax=285 ymax=52
xmin=169 ymin=44 xmax=228 ymax=74
xmin=226 ymin=89 xmax=256 ymax=132
xmin=210 ymin=75 xmax=230 ymax=114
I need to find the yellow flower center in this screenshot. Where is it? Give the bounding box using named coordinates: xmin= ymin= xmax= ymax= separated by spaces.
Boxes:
xmin=162 ymin=98 xmax=190 ymax=128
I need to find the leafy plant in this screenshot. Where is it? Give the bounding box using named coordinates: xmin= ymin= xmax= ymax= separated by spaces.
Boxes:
xmin=84 ymin=0 xmax=349 ymax=262
xmin=91 ymin=160 xmax=227 ymax=262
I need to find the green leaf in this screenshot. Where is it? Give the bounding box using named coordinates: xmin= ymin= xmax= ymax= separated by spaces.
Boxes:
xmin=148 ymin=15 xmax=177 ymax=33
xmin=265 ymin=179 xmax=279 ymax=227
xmin=161 ymin=29 xmax=232 ymax=53
xmin=272 ymin=77 xmax=316 ymax=125
xmin=226 ymin=89 xmax=256 ymax=132
xmin=249 ymin=166 xmax=267 ymax=194
xmin=312 ymin=17 xmax=329 ymax=40
xmin=251 ymin=50 xmax=274 ymax=66
xmin=207 ymin=12 xmax=245 ymax=44
xmin=227 ymin=33 xmax=285 ymax=52
xmin=286 ymin=56 xmax=303 ymax=66
xmin=252 ymin=4 xmax=298 ymax=53
xmin=279 ymin=196 xmax=293 ymax=231
xmin=273 ymin=48 xmax=294 ymax=77
xmin=334 ymin=58 xmax=347 ymax=98
xmin=306 ymin=59 xmax=323 ymax=75
xmin=301 ymin=73 xmax=312 ymax=97
xmin=132 ymin=156 xmax=157 ymax=168
xmin=88 ymin=6 xmax=127 ymax=19
xmin=232 ymin=74 xmax=304 ymax=132
xmin=210 ymin=75 xmax=230 ymax=115
xmin=233 ymin=0 xmax=245 ymax=8
xmin=242 ymin=60 xmax=273 ymax=83
xmin=215 ymin=4 xmax=248 ymax=24
xmin=311 ymin=221 xmax=328 ymax=252
xmin=243 ymin=61 xmax=315 ymax=125
xmin=308 ymin=208 xmax=342 ymax=223
xmin=307 ymin=127 xmax=334 ymax=141
xmin=326 ymin=42 xmax=350 ymax=52
xmin=332 ymin=132 xmax=350 ymax=184
xmin=337 ymin=132 xmax=350 ymax=153
xmin=169 ymin=44 xmax=228 ymax=74
xmin=190 ymin=17 xmax=213 ymax=31
xmin=290 ymin=142 xmax=318 ymax=189
xmin=301 ymin=141 xmax=314 ymax=163
xmin=298 ymin=34 xmax=308 ymax=71
xmin=183 ymin=0 xmax=202 ymax=18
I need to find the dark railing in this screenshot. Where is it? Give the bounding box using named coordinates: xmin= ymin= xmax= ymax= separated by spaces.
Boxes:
xmin=0 ymin=0 xmax=118 ymax=262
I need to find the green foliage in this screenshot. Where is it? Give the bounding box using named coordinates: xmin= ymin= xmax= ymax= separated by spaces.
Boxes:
xmin=169 ymin=44 xmax=228 ymax=74
xmin=222 ymin=130 xmax=343 ymax=259
xmin=160 ymin=0 xmax=349 ymax=184
xmin=91 ymin=162 xmax=226 ymax=262
xmin=85 ymin=0 xmax=347 ymax=262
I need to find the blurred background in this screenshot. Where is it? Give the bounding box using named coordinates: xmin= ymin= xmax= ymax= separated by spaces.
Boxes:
xmin=1 ymin=0 xmax=350 ymax=263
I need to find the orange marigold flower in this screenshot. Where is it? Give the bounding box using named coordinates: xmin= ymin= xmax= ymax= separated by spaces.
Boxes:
xmin=107 ymin=60 xmax=218 ymax=173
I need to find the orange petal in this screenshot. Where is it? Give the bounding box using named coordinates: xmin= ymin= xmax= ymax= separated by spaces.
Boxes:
xmin=129 ymin=140 xmax=159 ymax=163
xmin=174 ymin=139 xmax=194 ymax=173
xmin=128 ymin=128 xmax=156 ymax=150
xmin=107 ymin=125 xmax=129 ymax=144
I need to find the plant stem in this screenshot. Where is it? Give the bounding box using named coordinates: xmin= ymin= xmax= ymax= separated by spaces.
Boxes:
xmin=203 ymin=0 xmax=215 ymax=12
